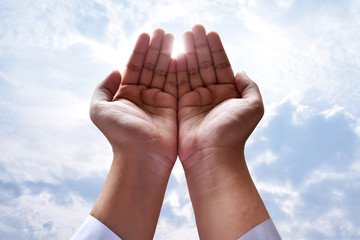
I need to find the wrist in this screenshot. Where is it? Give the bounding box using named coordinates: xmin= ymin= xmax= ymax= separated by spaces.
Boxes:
xmin=91 ymin=150 xmax=173 ymax=239
xmin=183 ymin=147 xmax=248 ymax=206
xmin=181 ymin=146 xmax=245 ymax=182
xmin=112 ymin=143 xmax=176 ymax=177
xmin=182 ymin=147 xmax=269 ymax=240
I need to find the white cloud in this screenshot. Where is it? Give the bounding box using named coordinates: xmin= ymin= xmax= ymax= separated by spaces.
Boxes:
xmin=163 ymin=182 xmax=193 ymax=221
xmin=248 ymin=150 xmax=278 ymax=171
xmin=320 ymin=105 xmax=345 ymax=119
xmin=355 ymin=121 xmax=360 ymax=138
xmin=292 ymin=103 xmax=315 ymax=125
xmin=257 ymin=180 xmax=300 ymax=218
xmin=164 ymin=190 xmax=180 ymax=208
xmin=276 ymin=0 xmax=294 ymax=9
xmin=228 ymin=0 xmax=360 ymax=119
xmin=304 ymin=169 xmax=346 ymax=187
xmin=0 ymin=190 xmax=92 ymax=239
xmin=248 ymin=98 xmax=360 ymax=239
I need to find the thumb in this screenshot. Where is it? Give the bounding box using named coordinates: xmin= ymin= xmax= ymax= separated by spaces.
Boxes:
xmin=92 ymin=70 xmax=122 ymax=102
xmin=234 ymin=71 xmax=264 ymax=119
xmin=234 ymin=71 xmax=262 ymax=102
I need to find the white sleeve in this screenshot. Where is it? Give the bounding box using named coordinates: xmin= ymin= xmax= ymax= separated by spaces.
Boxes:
xmin=70 ymin=216 xmax=280 ymax=240
xmin=238 ymin=218 xmax=282 ymax=240
xmin=70 ymin=215 xmax=122 ymax=240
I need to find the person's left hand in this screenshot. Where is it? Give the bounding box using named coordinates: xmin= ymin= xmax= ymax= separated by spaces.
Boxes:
xmin=177 ymin=25 xmax=264 ymax=175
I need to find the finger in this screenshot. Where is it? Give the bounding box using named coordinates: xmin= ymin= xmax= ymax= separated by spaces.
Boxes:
xmin=177 ymin=53 xmax=191 ymax=98
xmin=207 ymin=31 xmax=234 ymax=84
xmin=192 ymin=24 xmax=216 ymax=86
xmin=151 ymin=33 xmax=174 ymax=90
xmin=235 ymin=72 xmax=263 ymax=103
xmin=183 ymin=31 xmax=203 ymax=89
xmin=122 ymin=33 xmax=150 ymax=85
xmin=93 ymin=70 xmax=121 ymax=103
xmin=139 ymin=29 xmax=165 ymax=87
xmin=164 ymin=58 xmax=177 ymax=98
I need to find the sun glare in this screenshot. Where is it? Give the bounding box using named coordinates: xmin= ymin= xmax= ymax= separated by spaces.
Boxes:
xmin=171 ymin=38 xmax=185 ymax=58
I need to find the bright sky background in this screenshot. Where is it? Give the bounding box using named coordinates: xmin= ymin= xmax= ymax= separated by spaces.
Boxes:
xmin=1 ymin=0 xmax=360 ymax=239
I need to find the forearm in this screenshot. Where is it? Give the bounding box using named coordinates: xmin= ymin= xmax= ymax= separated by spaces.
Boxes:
xmin=90 ymin=151 xmax=172 ymax=240
xmin=184 ymin=148 xmax=269 ymax=240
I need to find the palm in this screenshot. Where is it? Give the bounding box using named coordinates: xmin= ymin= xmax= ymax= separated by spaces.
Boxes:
xmin=110 ymin=85 xmax=176 ymax=157
xmin=91 ymin=30 xmax=177 ymax=167
xmin=177 ymin=25 xmax=264 ymax=169
xmin=179 ymin=84 xmax=238 ymax=147
xmin=178 ymin=83 xmax=257 ymax=163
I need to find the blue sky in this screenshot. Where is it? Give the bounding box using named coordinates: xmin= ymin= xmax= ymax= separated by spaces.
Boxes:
xmin=1 ymin=0 xmax=360 ymax=239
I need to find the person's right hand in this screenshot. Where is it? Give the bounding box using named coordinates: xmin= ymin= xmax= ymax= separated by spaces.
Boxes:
xmin=89 ymin=29 xmax=178 ymax=239
xmin=177 ymin=25 xmax=264 ymax=176
xmin=90 ymin=29 xmax=177 ymax=173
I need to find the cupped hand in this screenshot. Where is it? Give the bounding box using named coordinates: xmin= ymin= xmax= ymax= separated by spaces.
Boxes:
xmin=90 ymin=29 xmax=177 ymax=171
xmin=177 ymin=25 xmax=264 ymax=173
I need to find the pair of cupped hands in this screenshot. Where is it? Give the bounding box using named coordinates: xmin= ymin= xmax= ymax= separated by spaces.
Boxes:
xmin=90 ymin=24 xmax=264 ymax=179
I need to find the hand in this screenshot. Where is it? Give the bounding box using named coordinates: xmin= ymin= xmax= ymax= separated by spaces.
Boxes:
xmin=89 ymin=29 xmax=178 ymax=239
xmin=90 ymin=29 xmax=177 ymax=173
xmin=177 ymin=25 xmax=268 ymax=240
xmin=177 ymin=25 xmax=264 ymax=175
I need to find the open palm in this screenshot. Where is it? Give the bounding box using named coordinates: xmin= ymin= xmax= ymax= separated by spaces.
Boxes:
xmin=90 ymin=29 xmax=177 ymax=171
xmin=177 ymin=25 xmax=264 ymax=173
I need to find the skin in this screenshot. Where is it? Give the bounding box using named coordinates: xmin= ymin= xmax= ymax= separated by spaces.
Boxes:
xmin=88 ymin=25 xmax=270 ymax=240
xmin=89 ymin=29 xmax=177 ymax=239
xmin=177 ymin=25 xmax=269 ymax=239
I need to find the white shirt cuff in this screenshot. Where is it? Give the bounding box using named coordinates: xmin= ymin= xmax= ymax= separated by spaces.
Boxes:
xmin=70 ymin=215 xmax=121 ymax=240
xmin=71 ymin=216 xmax=280 ymax=240
xmin=238 ymin=218 xmax=282 ymax=240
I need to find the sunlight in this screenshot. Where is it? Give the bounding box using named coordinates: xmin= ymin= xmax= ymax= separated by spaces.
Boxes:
xmin=171 ymin=37 xmax=185 ymax=58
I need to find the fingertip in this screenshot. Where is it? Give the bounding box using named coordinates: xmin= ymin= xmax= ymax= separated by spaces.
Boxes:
xmin=235 ymin=71 xmax=251 ymax=86
xmin=153 ymin=28 xmax=165 ymax=36
xmin=240 ymin=70 xmax=249 ymax=77
xmin=137 ymin=33 xmax=150 ymax=44
xmin=235 ymin=71 xmax=262 ymax=100
xmin=103 ymin=70 xmax=121 ymax=87
xmin=93 ymin=70 xmax=122 ymax=102
xmin=207 ymin=31 xmax=220 ymax=39
xmin=135 ymin=33 xmax=150 ymax=53
xmin=110 ymin=69 xmax=121 ymax=78
xmin=182 ymin=31 xmax=195 ymax=52
xmin=192 ymin=24 xmax=206 ymax=32
xmin=182 ymin=31 xmax=193 ymax=40
xmin=162 ymin=33 xmax=175 ymax=54
xmin=165 ymin=32 xmax=175 ymax=40
xmin=235 ymin=71 xmax=252 ymax=83
xmin=207 ymin=31 xmax=224 ymax=52
xmin=139 ymin=32 xmax=150 ymax=40
xmin=164 ymin=33 xmax=175 ymax=46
